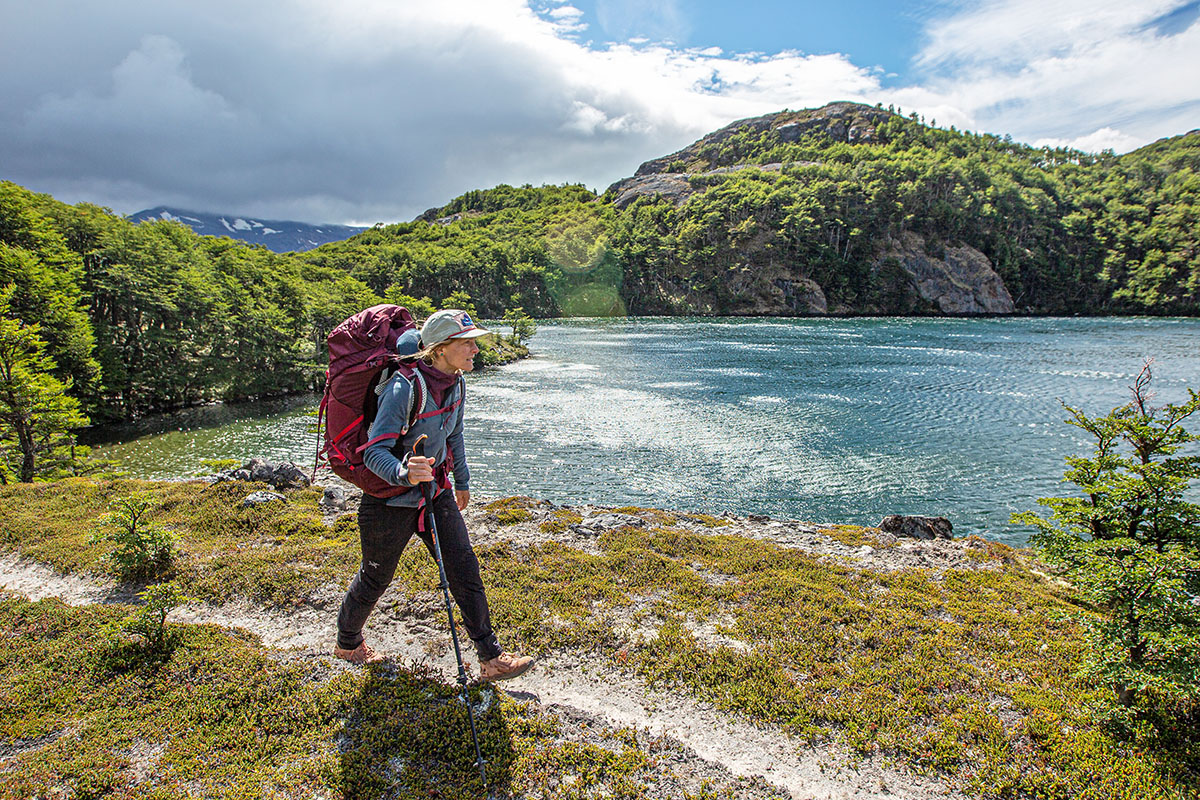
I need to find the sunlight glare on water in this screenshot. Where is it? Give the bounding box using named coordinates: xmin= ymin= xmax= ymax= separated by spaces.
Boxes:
xmin=89 ymin=317 xmax=1200 ymax=544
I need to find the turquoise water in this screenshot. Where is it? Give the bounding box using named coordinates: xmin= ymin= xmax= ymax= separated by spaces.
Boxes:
xmin=88 ymin=317 xmax=1200 ymax=544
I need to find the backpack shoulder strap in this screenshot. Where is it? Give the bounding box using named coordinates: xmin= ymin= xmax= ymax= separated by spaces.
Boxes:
xmin=405 ymin=369 xmax=429 ymax=434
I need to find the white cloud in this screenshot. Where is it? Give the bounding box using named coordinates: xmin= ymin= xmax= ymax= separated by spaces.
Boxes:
xmin=2 ymin=0 xmax=885 ymax=222
xmin=0 ymin=0 xmax=1196 ymax=222
xmin=1035 ymin=127 xmax=1145 ymax=153
xmin=899 ymin=0 xmax=1200 ymax=148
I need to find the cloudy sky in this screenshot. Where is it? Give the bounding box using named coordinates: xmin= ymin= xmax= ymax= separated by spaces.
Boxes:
xmin=2 ymin=0 xmax=1197 ymax=224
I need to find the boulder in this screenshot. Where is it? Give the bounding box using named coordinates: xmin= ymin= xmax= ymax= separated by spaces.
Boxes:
xmin=243 ymin=490 xmax=287 ymax=508
xmin=248 ymin=457 xmax=275 ymax=483
xmin=217 ymin=458 xmax=310 ymax=489
xmin=269 ymin=461 xmax=310 ymax=489
xmin=878 ymin=515 xmax=953 ymax=540
xmin=320 ymin=485 xmax=353 ymax=512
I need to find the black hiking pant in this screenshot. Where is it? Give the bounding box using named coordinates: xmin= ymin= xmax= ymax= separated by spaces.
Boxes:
xmin=336 ymin=490 xmax=502 ymax=661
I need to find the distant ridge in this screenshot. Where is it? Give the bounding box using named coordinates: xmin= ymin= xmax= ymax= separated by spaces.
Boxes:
xmin=129 ymin=206 xmax=366 ymax=253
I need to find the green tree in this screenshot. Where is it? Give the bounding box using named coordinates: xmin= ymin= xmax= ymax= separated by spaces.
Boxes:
xmin=120 ymin=581 xmax=191 ymax=653
xmin=89 ymin=492 xmax=177 ymax=580
xmin=1014 ymin=363 xmax=1200 ymax=710
xmin=0 ymin=286 xmax=89 ymax=482
xmin=440 ymin=290 xmax=477 ymax=317
xmin=502 ymin=307 xmax=537 ymax=345
xmin=382 ymin=288 xmax=436 ymax=319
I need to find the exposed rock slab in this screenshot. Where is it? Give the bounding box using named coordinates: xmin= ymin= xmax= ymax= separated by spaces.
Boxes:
xmin=609 ymin=173 xmax=695 ymax=209
xmin=633 ymin=102 xmax=893 ymax=176
xmin=876 ymin=232 xmax=1014 ymax=314
xmin=609 ymin=163 xmax=785 ymax=210
xmin=878 ymin=515 xmax=954 ymax=541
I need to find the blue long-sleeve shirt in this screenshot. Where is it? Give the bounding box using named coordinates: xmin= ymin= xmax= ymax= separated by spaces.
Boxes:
xmin=362 ymin=370 xmax=469 ymax=506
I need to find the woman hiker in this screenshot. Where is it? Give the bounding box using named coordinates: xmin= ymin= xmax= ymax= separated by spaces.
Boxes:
xmin=334 ymin=308 xmax=535 ymax=682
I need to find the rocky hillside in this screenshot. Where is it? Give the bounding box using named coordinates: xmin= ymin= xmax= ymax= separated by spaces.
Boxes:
xmin=602 ymin=102 xmax=1197 ymax=316
xmin=318 ymin=102 xmax=1196 ymax=318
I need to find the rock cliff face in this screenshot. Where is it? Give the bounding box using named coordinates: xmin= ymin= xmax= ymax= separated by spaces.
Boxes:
xmin=723 ymin=261 xmax=828 ymax=315
xmin=631 ymin=231 xmax=1015 ymax=316
xmin=609 ymin=163 xmax=784 ymax=210
xmin=605 ymin=101 xmax=1018 ymax=316
xmin=876 ymin=232 xmax=1015 ymax=314
xmin=696 ymin=233 xmax=1014 ymax=316
xmin=631 ymin=102 xmax=891 ymax=177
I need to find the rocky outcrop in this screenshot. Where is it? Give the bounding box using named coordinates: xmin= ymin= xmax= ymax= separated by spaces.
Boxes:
xmin=609 ymin=173 xmax=694 ymax=210
xmin=632 ymin=102 xmax=893 ymax=176
xmin=878 ymin=515 xmax=954 ymax=540
xmin=719 ymin=260 xmax=828 ymax=315
xmin=876 ymin=232 xmax=1015 ymax=314
xmin=609 ymin=163 xmax=784 ymax=210
xmin=243 ymin=490 xmax=287 ymax=507
xmin=210 ymin=458 xmax=311 ymax=489
xmin=771 ymin=276 xmax=828 ymax=314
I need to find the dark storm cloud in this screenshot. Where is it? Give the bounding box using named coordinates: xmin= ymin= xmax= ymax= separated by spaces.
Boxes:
xmin=1 ymin=1 xmax=669 ymax=221
xmin=0 ymin=1 xmax=890 ymax=222
xmin=3 ymin=1 xmax=1194 ymax=223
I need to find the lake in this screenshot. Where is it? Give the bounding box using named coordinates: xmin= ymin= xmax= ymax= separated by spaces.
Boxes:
xmin=87 ymin=317 xmax=1200 ymax=544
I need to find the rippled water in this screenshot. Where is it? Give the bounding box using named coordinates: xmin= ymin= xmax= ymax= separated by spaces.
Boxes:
xmin=88 ymin=317 xmax=1200 ymax=544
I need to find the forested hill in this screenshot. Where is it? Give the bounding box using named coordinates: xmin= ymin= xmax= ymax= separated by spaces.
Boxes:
xmin=0 ymin=181 xmax=379 ymax=428
xmin=0 ymin=180 xmax=537 ymax=440
xmin=312 ymin=102 xmax=1199 ymax=318
xmin=1 ymin=103 xmax=1197 ymax=432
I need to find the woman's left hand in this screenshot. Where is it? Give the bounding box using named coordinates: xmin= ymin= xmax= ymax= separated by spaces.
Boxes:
xmin=455 ymin=489 xmax=470 ymax=510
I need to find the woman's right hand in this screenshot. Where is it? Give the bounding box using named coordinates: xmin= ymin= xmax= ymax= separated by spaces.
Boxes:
xmin=406 ymin=456 xmax=435 ymax=484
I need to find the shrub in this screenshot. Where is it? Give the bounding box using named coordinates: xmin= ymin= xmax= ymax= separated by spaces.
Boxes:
xmin=120 ymin=580 xmax=192 ymax=653
xmin=1014 ymin=363 xmax=1200 ymax=710
xmin=89 ymin=493 xmax=177 ymax=580
xmin=502 ymin=306 xmax=537 ymax=345
xmin=199 ymin=457 xmax=240 ymax=472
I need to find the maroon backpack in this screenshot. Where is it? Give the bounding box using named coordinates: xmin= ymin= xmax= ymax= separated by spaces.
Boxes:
xmin=314 ymin=304 xmax=424 ymax=497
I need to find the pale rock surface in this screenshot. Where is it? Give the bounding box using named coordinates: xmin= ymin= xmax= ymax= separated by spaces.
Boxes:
xmin=876 ymin=232 xmax=1015 ymax=314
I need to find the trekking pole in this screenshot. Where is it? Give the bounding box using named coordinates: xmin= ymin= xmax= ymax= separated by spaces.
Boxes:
xmin=412 ymin=435 xmax=488 ymax=792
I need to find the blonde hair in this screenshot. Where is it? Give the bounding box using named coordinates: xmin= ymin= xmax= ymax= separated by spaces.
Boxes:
xmin=412 ymin=340 xmax=452 ymax=365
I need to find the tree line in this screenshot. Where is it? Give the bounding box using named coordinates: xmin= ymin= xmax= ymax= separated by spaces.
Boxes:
xmin=610 ymin=112 xmax=1199 ymax=315
xmin=0 ymin=182 xmax=535 ymax=481
xmin=1 ymin=108 xmax=1197 ymax=478
xmin=306 ymin=112 xmax=1197 ymax=320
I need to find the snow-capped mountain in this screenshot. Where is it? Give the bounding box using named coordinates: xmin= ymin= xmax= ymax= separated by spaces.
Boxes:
xmin=129 ymin=206 xmax=367 ymax=252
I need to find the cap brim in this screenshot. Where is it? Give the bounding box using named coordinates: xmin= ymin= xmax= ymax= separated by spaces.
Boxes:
xmin=448 ymin=328 xmax=491 ymax=339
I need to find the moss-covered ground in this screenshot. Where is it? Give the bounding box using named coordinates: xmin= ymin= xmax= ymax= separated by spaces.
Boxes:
xmin=1 ymin=594 xmax=743 ymax=800
xmin=2 ymin=480 xmax=1198 ymax=799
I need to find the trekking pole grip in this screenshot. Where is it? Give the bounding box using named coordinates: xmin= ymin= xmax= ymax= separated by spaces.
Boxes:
xmin=411 ymin=434 xmax=434 ymax=502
